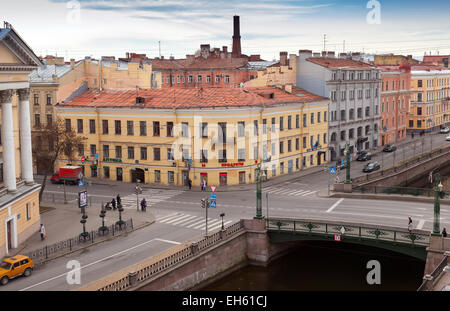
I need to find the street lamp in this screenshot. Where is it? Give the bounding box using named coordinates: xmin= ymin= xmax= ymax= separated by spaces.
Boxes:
xmin=432 ymin=173 xmax=443 ymax=236
xmin=344 ymin=142 xmax=351 ymax=184
xmin=98 ymin=204 xmax=108 ymax=235
xmin=220 ymin=213 xmax=225 ymax=230
xmin=79 ymin=211 xmax=89 ymax=241
xmin=254 ymin=163 xmax=264 ymax=219
xmin=116 ymin=201 xmax=125 ymax=229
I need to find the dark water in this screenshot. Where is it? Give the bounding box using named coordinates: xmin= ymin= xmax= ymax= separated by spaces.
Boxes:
xmin=202 ymin=242 xmax=425 ymax=291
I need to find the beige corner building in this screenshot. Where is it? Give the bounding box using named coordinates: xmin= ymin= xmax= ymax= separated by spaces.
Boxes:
xmin=0 ymin=22 xmax=42 ymax=258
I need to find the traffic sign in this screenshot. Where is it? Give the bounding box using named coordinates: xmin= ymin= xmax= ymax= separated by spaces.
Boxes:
xmin=330 ymin=167 xmax=336 ymax=175
xmin=210 ymin=200 xmax=216 ymax=208
xmin=78 ymin=172 xmax=83 ymax=180
xmin=341 ymin=159 xmax=344 ymax=167
xmin=210 ymin=193 xmax=216 ymax=200
xmin=210 ymin=185 xmax=216 ymax=193
xmin=95 ymin=153 xmax=99 ymax=159
xmin=78 ymin=180 xmax=84 ymax=187
xmin=334 ymin=234 xmax=341 ymax=242
xmin=81 ymin=156 xmax=85 ymax=163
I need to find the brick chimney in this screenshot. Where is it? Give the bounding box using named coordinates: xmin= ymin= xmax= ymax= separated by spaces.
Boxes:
xmin=232 ymin=15 xmax=242 ymax=58
xmin=280 ymin=51 xmax=288 ymax=66
xmin=70 ymin=58 xmax=75 ymax=69
xmin=200 ymin=44 xmax=210 ymax=59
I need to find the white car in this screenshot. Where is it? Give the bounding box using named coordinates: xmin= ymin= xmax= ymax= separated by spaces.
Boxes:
xmin=446 ymin=135 xmax=450 ymax=141
xmin=441 ymin=127 xmax=450 ymax=134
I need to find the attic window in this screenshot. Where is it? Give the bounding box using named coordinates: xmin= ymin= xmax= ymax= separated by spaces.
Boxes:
xmin=257 ymin=92 xmax=274 ymax=99
xmin=136 ymin=97 xmax=145 ymax=104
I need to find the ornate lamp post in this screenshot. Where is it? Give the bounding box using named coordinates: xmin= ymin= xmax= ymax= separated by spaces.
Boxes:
xmin=344 ymin=142 xmax=352 ymax=184
xmin=116 ymin=201 xmax=125 ymax=229
xmin=220 ymin=213 xmax=225 ymax=230
xmin=432 ymin=173 xmax=443 ymax=236
xmin=98 ymin=204 xmax=108 ymax=235
xmin=79 ymin=211 xmax=89 ymax=240
xmin=254 ymin=163 xmax=264 ymax=219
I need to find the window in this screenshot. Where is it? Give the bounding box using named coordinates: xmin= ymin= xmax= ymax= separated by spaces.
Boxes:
xmin=64 ymin=118 xmax=70 ymax=131
xmin=324 ymin=111 xmax=327 ymax=122
xmin=296 ymin=138 xmax=300 ymax=150
xmin=188 ymin=75 xmax=193 ymax=83
xmin=357 ymin=108 xmax=362 ymax=118
xmin=103 ymin=145 xmax=109 ymax=157
xmin=77 ymin=119 xmax=83 ymax=133
xmin=46 ymin=114 xmax=52 ymax=126
xmin=201 ymin=122 xmax=208 ymax=138
xmin=303 ymin=137 xmax=307 ymax=147
xmin=141 ymin=147 xmax=148 ymax=160
xmin=127 ymin=146 xmax=134 ymax=159
xmin=349 ymin=109 xmax=354 ymax=120
xmin=140 ymin=121 xmax=147 ymax=136
xmin=45 ymin=94 xmax=52 ymax=106
xmin=219 ymin=149 xmax=227 ymax=162
xmin=323 ymin=133 xmax=327 ymax=144
xmin=409 ymin=120 xmax=414 ymax=127
xmin=167 ymin=148 xmax=174 ymax=161
xmin=271 ymin=117 xmax=276 ymax=132
xmin=197 ymin=75 xmax=202 ymax=83
xmin=310 ymin=113 xmax=314 ymax=124
xmin=104 ymin=167 xmax=110 ymax=179
xmin=340 ymin=110 xmax=346 ymax=121
xmin=263 ymin=119 xmax=267 ymax=134
xmin=26 ymin=203 xmax=31 ymax=220
xmin=167 ymin=122 xmax=174 ymax=137
xmin=153 ymin=148 xmax=160 ymax=161
xmin=182 ymin=122 xmax=189 ymax=137
xmin=215 ymin=76 xmax=220 ymax=83
xmin=177 ymin=75 xmax=180 ymax=84
xmin=219 ymin=122 xmax=226 ymax=142
xmin=288 ymin=116 xmax=292 ymax=129
xmin=238 ymin=149 xmax=246 ymax=161
xmin=115 ymin=146 xmax=122 ymax=158
xmin=90 ymin=144 xmax=96 ymax=156
xmin=417 ymin=93 xmax=422 ymax=102
xmin=287 ymin=140 xmax=292 ymax=152
xmin=34 ymin=94 xmax=39 ymax=106
xmin=349 ymin=128 xmax=354 ymax=139
xmin=340 ymin=130 xmax=346 ymax=140
xmin=279 ymin=117 xmax=284 ymax=131
xmin=365 ymin=125 xmax=370 ymax=135
xmin=317 ymin=112 xmax=321 ymax=123
xmin=102 ymin=120 xmax=108 ymax=134
xmin=418 ymin=80 xmax=422 ymax=88
xmin=127 ymin=121 xmax=134 ymax=135
xmin=417 ymin=107 xmax=422 ymax=115
xmin=239 ymin=172 xmax=246 ymax=184
xmin=238 ymin=121 xmax=245 ymax=137
xmin=341 ymin=91 xmax=346 ymax=100
xmin=296 ymin=115 xmax=300 ymax=128
xmin=279 ymin=141 xmax=284 ymax=154
xmin=115 ymin=120 xmax=121 ymax=135
xmin=225 ymin=75 xmax=230 ymax=83
xmin=331 ymin=91 xmax=337 ymax=102
xmin=153 ymin=121 xmax=160 ymax=136
xmin=206 ymin=75 xmax=211 ymax=83
xmin=182 ymin=149 xmax=189 ymax=162
xmin=254 ymin=120 xmax=258 ymax=135
xmin=168 ymin=171 xmax=174 ymax=183
xmin=154 ymin=170 xmax=161 ymax=183
xmin=200 ymin=149 xmax=208 ymax=163
xmin=365 ymin=106 xmax=370 ymax=117
xmin=89 ymin=119 xmax=95 ymax=134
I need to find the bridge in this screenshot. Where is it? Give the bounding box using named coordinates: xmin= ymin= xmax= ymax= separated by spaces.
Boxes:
xmin=266 ymin=217 xmax=430 ymax=260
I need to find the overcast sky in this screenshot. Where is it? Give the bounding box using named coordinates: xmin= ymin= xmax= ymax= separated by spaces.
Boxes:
xmin=2 ymin=0 xmax=450 ymax=61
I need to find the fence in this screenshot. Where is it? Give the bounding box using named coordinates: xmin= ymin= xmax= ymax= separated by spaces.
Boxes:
xmin=97 ymin=221 xmax=244 ymax=291
xmin=25 ymin=219 xmax=133 ymax=265
xmin=352 ymin=185 xmax=450 ymax=198
xmin=350 ymin=144 xmax=450 ymax=185
xmin=417 ymin=252 xmax=450 ymax=291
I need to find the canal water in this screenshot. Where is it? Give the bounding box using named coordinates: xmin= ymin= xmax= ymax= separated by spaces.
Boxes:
xmin=202 ymin=241 xmax=425 ymax=291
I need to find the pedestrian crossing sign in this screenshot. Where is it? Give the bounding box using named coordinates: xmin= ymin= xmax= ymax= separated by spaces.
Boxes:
xmin=210 ymin=200 xmax=216 ymax=208
xmin=330 ymin=167 xmax=336 ymax=175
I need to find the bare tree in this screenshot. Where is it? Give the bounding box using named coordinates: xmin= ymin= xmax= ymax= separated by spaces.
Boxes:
xmin=32 ymin=118 xmax=87 ymax=202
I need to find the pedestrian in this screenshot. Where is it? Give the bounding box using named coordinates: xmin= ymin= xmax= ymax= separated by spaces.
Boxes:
xmin=111 ymin=198 xmax=116 ymax=210
xmin=188 ymin=179 xmax=192 ymax=190
xmin=106 ymin=201 xmax=111 ymax=210
xmin=408 ymin=217 xmax=413 ymax=235
xmin=200 ymin=182 xmax=204 ymax=191
xmin=443 ymin=228 xmax=448 ymax=238
xmin=141 ymin=198 xmax=147 ymax=212
xmin=203 ymin=180 xmax=206 ymax=191
xmin=116 ymin=194 xmax=121 ymax=205
xmin=39 ymin=224 xmax=46 ymax=241
xmin=411 ymin=132 xmax=414 ymax=139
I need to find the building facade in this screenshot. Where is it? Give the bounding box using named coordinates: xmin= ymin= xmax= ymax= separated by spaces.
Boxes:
xmin=408 ymin=65 xmax=450 ymax=133
xmin=294 ymin=50 xmax=381 ymax=160
xmin=0 ymin=22 xmax=41 ymax=258
xmin=378 ymin=64 xmax=411 ymax=145
xmin=55 ymin=86 xmax=329 ymax=187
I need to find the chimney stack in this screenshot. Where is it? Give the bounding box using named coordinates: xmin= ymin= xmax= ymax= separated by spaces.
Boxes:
xmin=280 ymin=51 xmax=288 ymax=66
xmin=232 ymin=15 xmax=242 ymax=58
xmin=70 ymin=58 xmax=75 ymax=69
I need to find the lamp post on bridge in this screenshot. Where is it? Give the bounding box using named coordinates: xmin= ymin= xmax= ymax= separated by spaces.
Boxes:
xmin=432 ymin=173 xmax=443 ymax=237
xmin=344 ymin=142 xmax=351 ymax=185
xmin=255 ymin=163 xmax=264 ymax=219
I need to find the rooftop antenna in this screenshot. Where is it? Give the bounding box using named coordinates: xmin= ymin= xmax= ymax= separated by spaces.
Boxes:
xmin=343 ymin=40 xmax=345 ymax=53
xmin=323 ymin=34 xmax=327 ymax=51
xmin=158 ymin=41 xmax=161 ymax=58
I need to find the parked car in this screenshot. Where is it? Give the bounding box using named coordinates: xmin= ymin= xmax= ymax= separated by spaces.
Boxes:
xmin=0 ymin=255 xmax=34 ymax=285
xmin=440 ymin=127 xmax=450 ymax=134
xmin=356 ymin=152 xmax=372 ymax=161
xmin=363 ymin=162 xmax=380 ymax=173
xmin=446 ymin=135 xmax=450 ymax=141
xmin=383 ymin=144 xmax=397 ymax=152
xmin=50 ymin=165 xmax=84 ymax=185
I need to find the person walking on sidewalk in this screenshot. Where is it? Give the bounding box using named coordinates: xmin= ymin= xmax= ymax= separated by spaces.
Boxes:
xmin=443 ymin=228 xmax=448 ymax=238
xmin=39 ymin=224 xmax=46 ymax=241
xmin=202 ymin=180 xmax=206 ymax=191
xmin=111 ymin=198 xmax=116 ymax=210
xmin=116 ymin=194 xmax=121 ymax=206
xmin=411 ymin=132 xmax=414 ymax=139
xmin=188 ymin=179 xmax=192 ymax=190
xmin=141 ymin=198 xmax=147 ymax=212
xmin=408 ymin=217 xmax=413 ymax=235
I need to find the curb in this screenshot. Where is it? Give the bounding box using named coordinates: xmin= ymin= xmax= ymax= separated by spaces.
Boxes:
xmin=325 ymin=192 xmax=450 ymax=205
xmin=30 ymin=220 xmax=156 ymax=268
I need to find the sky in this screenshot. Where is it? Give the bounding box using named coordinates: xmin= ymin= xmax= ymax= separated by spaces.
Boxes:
xmin=2 ymin=0 xmax=450 ymax=61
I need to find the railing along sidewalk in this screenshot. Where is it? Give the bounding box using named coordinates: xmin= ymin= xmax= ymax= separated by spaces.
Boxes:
xmin=418 ymin=252 xmax=450 ymax=291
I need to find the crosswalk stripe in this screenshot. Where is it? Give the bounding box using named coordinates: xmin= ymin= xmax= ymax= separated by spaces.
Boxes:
xmin=155 ymin=213 xmax=179 ymax=221
xmin=302 ymin=191 xmax=317 ymax=196
xmin=195 ymin=219 xmax=223 ymax=230
xmin=171 ymin=216 xmax=201 ymax=226
xmin=163 ymin=214 xmax=194 ymax=224
xmin=291 ymin=190 xmax=309 ymax=195
xmin=158 ymin=213 xmax=186 ymax=223
xmin=209 ymin=221 xmax=233 ymax=231
xmin=193 ymin=219 xmax=221 ymax=229
xmin=186 ymin=218 xmax=211 ymax=228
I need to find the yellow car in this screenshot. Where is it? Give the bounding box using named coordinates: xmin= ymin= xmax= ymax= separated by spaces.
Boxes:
xmin=0 ymin=255 xmax=34 ymax=285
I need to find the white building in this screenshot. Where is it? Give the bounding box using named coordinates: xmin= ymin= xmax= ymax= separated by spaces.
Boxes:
xmin=294 ymin=50 xmax=381 ymax=160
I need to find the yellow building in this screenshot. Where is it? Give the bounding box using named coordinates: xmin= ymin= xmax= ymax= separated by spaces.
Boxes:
xmin=408 ymin=65 xmax=450 ymax=132
xmin=55 ymin=86 xmax=329 ymax=187
xmin=0 ymin=22 xmax=42 ymax=258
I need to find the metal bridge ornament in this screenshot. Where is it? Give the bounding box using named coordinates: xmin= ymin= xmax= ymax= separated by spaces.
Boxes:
xmin=401 ymin=233 xmax=424 ymax=243
xmin=333 ymin=226 xmax=353 ymax=234
xmin=367 ymin=228 xmax=387 ymax=239
xmin=304 ymin=222 xmax=319 ymax=232
xmin=271 ymin=221 xmax=287 ymax=230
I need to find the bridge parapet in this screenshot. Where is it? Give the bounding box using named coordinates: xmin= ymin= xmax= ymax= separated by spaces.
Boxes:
xmin=267 ymin=217 xmax=430 ymax=247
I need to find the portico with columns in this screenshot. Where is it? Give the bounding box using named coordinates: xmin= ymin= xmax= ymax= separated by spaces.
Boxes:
xmin=0 ymin=21 xmax=42 ymax=258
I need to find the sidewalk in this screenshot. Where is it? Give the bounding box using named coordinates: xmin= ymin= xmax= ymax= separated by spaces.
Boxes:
xmin=9 ymin=201 xmax=156 ymax=258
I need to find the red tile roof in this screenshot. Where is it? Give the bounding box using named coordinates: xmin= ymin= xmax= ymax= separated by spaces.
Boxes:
xmin=423 ymin=55 xmax=449 ymax=63
xmin=411 ymin=64 xmax=448 ymax=71
xmin=60 ymin=86 xmax=327 ymax=110
xmin=151 ymin=57 xmax=249 ymax=71
xmin=307 ymin=57 xmax=375 ymax=69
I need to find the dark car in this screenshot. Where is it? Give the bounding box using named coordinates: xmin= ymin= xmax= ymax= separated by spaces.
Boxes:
xmin=363 ymin=162 xmax=380 ymax=173
xmin=356 ymin=152 xmax=372 ymax=161
xmin=383 ymin=144 xmax=397 ymax=152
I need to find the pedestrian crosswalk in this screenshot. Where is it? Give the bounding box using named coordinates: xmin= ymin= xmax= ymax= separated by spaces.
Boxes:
xmin=156 ymin=212 xmax=233 ymax=231
xmin=260 ymin=186 xmax=317 ymax=197
xmin=119 ymin=189 xmax=184 ymax=210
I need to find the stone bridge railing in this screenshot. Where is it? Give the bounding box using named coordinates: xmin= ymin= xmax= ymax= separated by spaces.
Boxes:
xmin=266 ymin=217 xmax=430 ymax=247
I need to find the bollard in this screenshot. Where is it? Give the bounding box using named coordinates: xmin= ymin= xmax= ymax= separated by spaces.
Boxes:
xmin=70 ymin=239 xmax=72 ymax=251
xmin=131 ymin=218 xmax=133 ymax=230
xmin=45 ymin=245 xmax=48 ymax=259
xmin=112 ymin=224 xmax=115 ymax=236
xmin=91 ymin=230 xmax=94 ymax=244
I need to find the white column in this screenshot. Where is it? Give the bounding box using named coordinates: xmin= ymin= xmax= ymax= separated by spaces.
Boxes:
xmin=0 ymin=90 xmax=17 ymax=192
xmin=18 ymin=89 xmax=34 ymax=184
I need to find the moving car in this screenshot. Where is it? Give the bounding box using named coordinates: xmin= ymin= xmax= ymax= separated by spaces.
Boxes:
xmin=356 ymin=152 xmax=372 ymax=161
xmin=50 ymin=165 xmax=84 ymax=185
xmin=383 ymin=144 xmax=397 ymax=152
xmin=363 ymin=161 xmax=380 ymax=173
xmin=0 ymin=255 xmax=34 ymax=285
xmin=440 ymin=127 xmax=450 ymax=134
xmin=446 ymin=135 xmax=450 ymax=141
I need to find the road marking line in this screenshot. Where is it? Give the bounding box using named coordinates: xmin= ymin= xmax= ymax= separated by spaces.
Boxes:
xmin=209 ymin=221 xmax=233 ymax=231
xmin=156 ymin=213 xmax=182 ymax=222
xmin=302 ymin=191 xmax=317 ymax=196
xmin=417 ymin=220 xmax=426 ymax=230
xmin=170 ymin=215 xmax=198 ymax=225
xmin=186 ymin=218 xmax=212 ymax=228
xmin=18 ymin=238 xmax=180 ymax=291
xmin=154 ymin=238 xmax=181 ymax=245
xmin=193 ymin=219 xmax=222 ymax=230
xmin=163 ymin=214 xmax=193 ymax=224
xmin=291 ymin=190 xmax=309 ymax=195
xmin=326 ymin=198 xmax=344 ymax=213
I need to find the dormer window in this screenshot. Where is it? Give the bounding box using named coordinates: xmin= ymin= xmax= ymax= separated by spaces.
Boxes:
xmin=136 ymin=97 xmax=145 ymax=104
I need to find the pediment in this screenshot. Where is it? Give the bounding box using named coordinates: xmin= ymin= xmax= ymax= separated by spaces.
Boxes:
xmin=0 ymin=26 xmax=42 ymax=68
